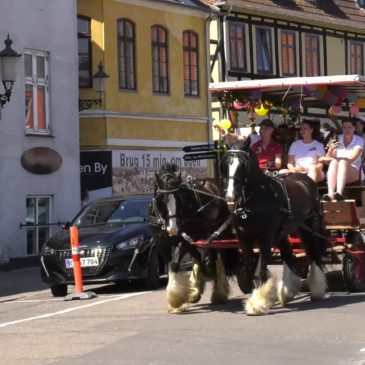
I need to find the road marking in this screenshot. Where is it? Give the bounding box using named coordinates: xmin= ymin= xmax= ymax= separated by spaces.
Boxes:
xmin=2 ymin=294 xmax=139 ymax=303
xmin=0 ymin=292 xmax=147 ymax=328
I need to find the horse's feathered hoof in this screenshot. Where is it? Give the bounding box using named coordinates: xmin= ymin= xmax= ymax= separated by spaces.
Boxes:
xmin=166 ymin=270 xmax=191 ymax=310
xmin=245 ymin=276 xmax=278 ymax=316
xmin=307 ymin=262 xmax=327 ymax=300
xmin=167 ymin=303 xmax=189 ymax=314
xmin=188 ymin=291 xmax=201 ymax=304
xmin=277 ymin=264 xmax=302 ymax=306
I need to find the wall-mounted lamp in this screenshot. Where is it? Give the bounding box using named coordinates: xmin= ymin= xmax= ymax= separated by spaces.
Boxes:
xmin=0 ymin=34 xmax=21 ymax=108
xmin=79 ymin=61 xmax=109 ymax=111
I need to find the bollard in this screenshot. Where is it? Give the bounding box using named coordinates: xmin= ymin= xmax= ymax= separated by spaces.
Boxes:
xmin=64 ymin=226 xmax=97 ymax=301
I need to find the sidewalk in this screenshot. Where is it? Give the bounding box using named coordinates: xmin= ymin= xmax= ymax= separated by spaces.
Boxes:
xmin=0 ymin=266 xmax=47 ymax=302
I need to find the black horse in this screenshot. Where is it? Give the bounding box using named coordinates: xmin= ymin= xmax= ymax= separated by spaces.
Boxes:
xmin=224 ymin=139 xmax=331 ymax=315
xmin=148 ymin=163 xmax=238 ymax=313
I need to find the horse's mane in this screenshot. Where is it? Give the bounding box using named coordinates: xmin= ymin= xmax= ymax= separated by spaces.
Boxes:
xmin=157 ymin=162 xmax=179 ymax=175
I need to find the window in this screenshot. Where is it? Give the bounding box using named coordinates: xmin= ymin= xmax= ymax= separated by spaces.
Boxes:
xmin=78 ymin=16 xmax=92 ymax=87
xmin=229 ymin=21 xmax=246 ymax=71
xmin=256 ymin=27 xmax=272 ymax=74
xmin=281 ymin=31 xmax=296 ymax=76
xmin=183 ymin=31 xmax=199 ymax=96
xmin=358 ymin=0 xmax=365 ymax=8
xmin=117 ymin=19 xmax=136 ymax=90
xmin=26 ymin=196 xmax=51 ymax=255
xmin=151 ymin=25 xmax=169 ymax=94
xmin=24 ymin=50 xmax=50 ymax=133
xmin=350 ymin=42 xmax=364 ymax=75
xmin=305 ymin=34 xmax=320 ymax=76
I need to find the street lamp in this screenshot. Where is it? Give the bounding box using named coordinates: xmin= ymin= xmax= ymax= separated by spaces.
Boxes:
xmin=79 ymin=61 xmax=109 ymax=111
xmin=0 ymin=34 xmax=21 ymax=108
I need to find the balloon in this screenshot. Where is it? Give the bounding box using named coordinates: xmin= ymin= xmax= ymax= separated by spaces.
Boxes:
xmin=347 ymin=93 xmax=357 ymax=103
xmin=303 ymin=86 xmax=314 ymax=96
xmin=233 ymin=100 xmax=245 ymax=110
xmin=333 ymin=105 xmax=342 ymax=114
xmin=335 ymin=96 xmax=345 ymax=106
xmin=355 ymin=98 xmax=365 ymax=108
xmin=250 ymin=89 xmax=262 ymax=98
xmin=328 ymin=94 xmax=337 ymax=106
xmin=350 ymin=105 xmax=359 ymax=116
xmin=314 ymin=90 xmax=323 ymax=99
xmin=254 ymin=103 xmax=269 ymax=116
xmin=291 ymin=99 xmax=301 ymax=110
xmin=331 ymin=87 xmax=344 ymax=97
xmin=318 ymin=85 xmax=328 ymax=93
xmin=218 ymin=119 xmax=232 ymax=130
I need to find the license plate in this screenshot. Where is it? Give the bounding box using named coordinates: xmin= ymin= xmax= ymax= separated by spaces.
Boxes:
xmin=65 ymin=257 xmax=99 ymax=269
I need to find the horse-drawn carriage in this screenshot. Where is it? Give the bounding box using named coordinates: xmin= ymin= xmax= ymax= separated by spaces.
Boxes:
xmin=148 ymin=75 xmax=365 ymax=315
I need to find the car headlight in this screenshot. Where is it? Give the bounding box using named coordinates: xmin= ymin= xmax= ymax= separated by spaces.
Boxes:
xmin=116 ymin=235 xmax=145 ymax=250
xmin=42 ymin=245 xmax=56 ymax=255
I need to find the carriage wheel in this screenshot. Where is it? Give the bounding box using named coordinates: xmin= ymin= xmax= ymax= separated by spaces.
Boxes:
xmin=342 ymin=252 xmax=365 ymax=292
xmin=345 ymin=231 xmax=365 ymax=251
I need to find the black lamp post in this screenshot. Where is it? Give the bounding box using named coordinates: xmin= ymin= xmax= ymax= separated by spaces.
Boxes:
xmin=0 ymin=34 xmax=21 ymax=108
xmin=79 ymin=61 xmax=109 ymax=111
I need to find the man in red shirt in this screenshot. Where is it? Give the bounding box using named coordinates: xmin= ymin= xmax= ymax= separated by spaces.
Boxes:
xmin=251 ymin=119 xmax=283 ymax=171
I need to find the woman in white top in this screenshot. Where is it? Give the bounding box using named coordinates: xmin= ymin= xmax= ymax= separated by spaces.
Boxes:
xmin=323 ymin=119 xmax=364 ymax=201
xmin=282 ymin=120 xmax=326 ymax=183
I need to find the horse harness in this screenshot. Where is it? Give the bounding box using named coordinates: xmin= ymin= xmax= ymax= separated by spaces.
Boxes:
xmin=149 ymin=179 xmax=226 ymax=232
xmin=227 ymin=149 xmax=293 ymax=220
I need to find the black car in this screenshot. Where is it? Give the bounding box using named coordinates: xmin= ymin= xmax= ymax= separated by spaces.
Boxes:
xmin=40 ymin=194 xmax=165 ymax=297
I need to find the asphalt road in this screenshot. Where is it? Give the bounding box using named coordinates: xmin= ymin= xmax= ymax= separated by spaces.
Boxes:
xmin=0 ymin=266 xmax=365 ymax=365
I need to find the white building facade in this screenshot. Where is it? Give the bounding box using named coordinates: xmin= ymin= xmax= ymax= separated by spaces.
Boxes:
xmin=0 ymin=0 xmax=80 ymax=261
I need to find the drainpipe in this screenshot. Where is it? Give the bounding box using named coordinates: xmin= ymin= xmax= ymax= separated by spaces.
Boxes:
xmin=205 ymin=11 xmax=214 ymax=149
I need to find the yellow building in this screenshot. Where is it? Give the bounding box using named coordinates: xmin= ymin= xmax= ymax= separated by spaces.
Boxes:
xmin=77 ymin=0 xmax=214 ymax=198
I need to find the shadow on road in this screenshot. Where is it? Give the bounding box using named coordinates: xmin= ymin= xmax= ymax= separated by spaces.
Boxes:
xmin=0 ymin=266 xmax=46 ymax=299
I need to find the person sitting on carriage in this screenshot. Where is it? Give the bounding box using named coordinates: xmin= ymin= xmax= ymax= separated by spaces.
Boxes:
xmin=250 ymin=119 xmax=283 ymax=171
xmin=322 ymin=118 xmax=364 ymax=201
xmin=214 ymin=118 xmax=283 ymax=171
xmin=280 ymin=120 xmax=326 ymax=183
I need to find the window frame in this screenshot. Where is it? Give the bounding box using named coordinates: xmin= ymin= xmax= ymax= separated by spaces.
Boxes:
xmin=304 ymin=33 xmax=320 ymax=76
xmin=228 ymin=21 xmax=247 ymax=72
xmin=281 ymin=30 xmax=297 ymax=77
xmin=151 ymin=25 xmax=169 ymax=94
xmin=349 ymin=41 xmax=364 ymax=75
xmin=183 ymin=30 xmax=199 ymax=97
xmin=256 ymin=26 xmax=273 ymax=75
xmin=26 ymin=196 xmax=52 ymax=256
xmin=77 ymin=15 xmax=92 ymax=88
xmin=24 ymin=49 xmax=50 ymax=135
xmin=117 ymin=18 xmax=137 ymax=91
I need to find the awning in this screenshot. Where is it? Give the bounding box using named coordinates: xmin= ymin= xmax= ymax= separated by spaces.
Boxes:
xmin=209 ymin=75 xmax=365 ymax=111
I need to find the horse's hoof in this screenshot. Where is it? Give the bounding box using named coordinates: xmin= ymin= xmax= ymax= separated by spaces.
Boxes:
xmin=277 ymin=280 xmax=299 ymax=306
xmin=211 ymin=293 xmax=228 ymax=305
xmin=245 ymin=298 xmax=267 ymax=316
xmin=189 ymin=293 xmax=201 ymax=304
xmin=167 ymin=303 xmax=189 ymax=314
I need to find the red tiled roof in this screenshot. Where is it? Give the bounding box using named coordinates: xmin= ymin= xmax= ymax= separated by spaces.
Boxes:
xmin=204 ymin=0 xmax=365 ymax=31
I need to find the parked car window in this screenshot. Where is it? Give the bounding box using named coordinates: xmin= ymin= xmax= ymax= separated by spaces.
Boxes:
xmin=73 ymin=199 xmax=149 ymax=227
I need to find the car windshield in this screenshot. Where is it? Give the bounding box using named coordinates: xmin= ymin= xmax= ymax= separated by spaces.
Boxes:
xmin=73 ymin=198 xmax=150 ymax=227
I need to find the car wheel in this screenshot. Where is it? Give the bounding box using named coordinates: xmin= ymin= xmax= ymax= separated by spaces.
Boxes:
xmin=50 ymin=284 xmax=68 ymax=297
xmin=144 ymin=248 xmax=160 ymax=290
